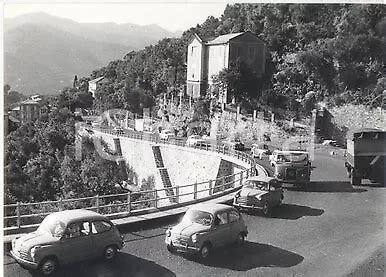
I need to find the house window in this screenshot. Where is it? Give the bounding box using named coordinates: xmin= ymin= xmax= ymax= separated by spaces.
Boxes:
xmin=191 ymin=46 xmax=197 ymax=56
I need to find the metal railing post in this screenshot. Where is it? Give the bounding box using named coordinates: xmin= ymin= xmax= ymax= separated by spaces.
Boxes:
xmin=246 ymin=169 xmax=249 ymax=179
xmin=209 ymin=180 xmax=213 ymax=195
xmin=127 ymin=191 xmax=131 ymax=213
xmin=194 ymin=183 xmax=197 ymax=200
xmin=222 ymin=176 xmax=226 ymax=191
xmin=154 ymin=190 xmax=158 ymax=208
xmin=175 ymin=186 xmax=179 ymax=203
xmin=16 ymin=202 xmax=21 ymax=229
xmin=59 ymin=198 xmax=64 ymax=211
xmin=240 ymin=171 xmax=243 ymax=186
xmin=95 ymin=194 xmax=100 ymax=213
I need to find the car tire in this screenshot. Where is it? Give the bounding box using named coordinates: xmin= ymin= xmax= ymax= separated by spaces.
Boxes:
xmin=167 ymin=243 xmax=176 ymax=253
xmin=262 ymin=202 xmax=270 ymax=216
xmin=236 ymin=233 xmax=245 ymax=246
xmin=104 ymin=245 xmax=118 ymax=261
xmin=279 ymin=194 xmax=284 ymax=205
xmin=38 ymin=257 xmax=58 ymax=276
xmin=199 ymin=243 xmax=211 ymax=260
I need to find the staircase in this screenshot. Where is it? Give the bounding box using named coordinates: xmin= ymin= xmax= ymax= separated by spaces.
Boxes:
xmin=152 ymin=146 xmax=176 ymax=203
xmin=113 ymin=138 xmax=128 ymax=180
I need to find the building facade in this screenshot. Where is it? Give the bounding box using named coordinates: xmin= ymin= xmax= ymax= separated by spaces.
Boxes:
xmin=88 ymin=76 xmax=107 ymax=98
xmin=186 ymin=32 xmax=266 ymax=103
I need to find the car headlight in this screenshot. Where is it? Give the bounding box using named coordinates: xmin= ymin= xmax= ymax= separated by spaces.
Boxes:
xmin=191 ymin=233 xmax=201 ymax=243
xmin=30 ymin=246 xmax=41 ymax=260
xmin=166 ymin=229 xmax=171 ymax=237
xmin=256 ymin=196 xmax=262 ymax=201
xmin=11 ymin=238 xmax=16 ymax=250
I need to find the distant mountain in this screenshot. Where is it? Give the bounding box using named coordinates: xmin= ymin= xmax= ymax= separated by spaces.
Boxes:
xmin=4 ymin=12 xmax=180 ymax=95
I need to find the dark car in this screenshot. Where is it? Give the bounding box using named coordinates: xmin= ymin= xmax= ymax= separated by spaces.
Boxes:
xmin=233 ymin=176 xmax=284 ymax=216
xmin=165 ymin=203 xmax=248 ymax=259
xmin=222 ymin=139 xmax=244 ymax=151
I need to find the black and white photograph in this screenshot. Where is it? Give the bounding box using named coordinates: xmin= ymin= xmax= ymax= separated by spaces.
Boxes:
xmin=2 ymin=1 xmax=385 ymax=276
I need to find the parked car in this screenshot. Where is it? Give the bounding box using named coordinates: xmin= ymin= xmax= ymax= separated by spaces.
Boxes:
xmin=222 ymin=139 xmax=244 ymax=151
xmin=10 ymin=209 xmax=124 ymax=276
xmin=165 ymin=203 xmax=248 ymax=259
xmin=159 ymin=129 xmax=175 ymax=140
xmin=251 ymin=143 xmax=271 ymax=159
xmin=233 ymin=176 xmax=283 ymax=216
xmin=113 ymin=126 xmax=124 ymax=135
xmin=186 ymin=135 xmax=205 ymax=147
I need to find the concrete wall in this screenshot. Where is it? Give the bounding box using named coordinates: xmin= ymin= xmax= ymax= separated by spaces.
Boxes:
xmin=93 ymin=130 xmax=251 ymax=203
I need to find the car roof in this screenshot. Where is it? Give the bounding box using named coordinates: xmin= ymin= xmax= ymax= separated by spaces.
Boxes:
xmin=46 ymin=209 xmax=107 ymax=224
xmin=246 ymin=175 xmax=276 ymax=183
xmin=188 ymin=203 xmax=234 ymax=214
xmin=275 ymin=150 xmax=309 ymax=154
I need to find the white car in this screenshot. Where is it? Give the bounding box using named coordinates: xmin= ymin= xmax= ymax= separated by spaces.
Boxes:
xmin=186 ymin=135 xmax=205 ymax=147
xmin=159 ymin=130 xmax=175 ymax=140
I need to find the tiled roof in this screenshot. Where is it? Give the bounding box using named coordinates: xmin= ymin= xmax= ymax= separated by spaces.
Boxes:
xmin=206 ymin=32 xmax=244 ymax=45
xmin=89 ymin=76 xmax=105 ymax=84
xmin=22 ymin=99 xmax=40 ymax=105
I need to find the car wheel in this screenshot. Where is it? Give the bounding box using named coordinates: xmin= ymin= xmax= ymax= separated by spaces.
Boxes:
xmin=262 ymin=202 xmax=270 ymax=216
xmin=167 ymin=243 xmax=175 ymax=253
xmin=104 ymin=245 xmax=118 ymax=261
xmin=39 ymin=257 xmax=58 ymax=276
xmin=236 ymin=233 xmax=245 ymax=246
xmin=199 ymin=243 xmax=211 ymax=260
xmin=279 ymin=194 xmax=284 ymax=205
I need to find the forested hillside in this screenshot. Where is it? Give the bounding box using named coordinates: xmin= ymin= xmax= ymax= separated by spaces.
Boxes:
xmin=91 ymin=4 xmax=384 ymax=114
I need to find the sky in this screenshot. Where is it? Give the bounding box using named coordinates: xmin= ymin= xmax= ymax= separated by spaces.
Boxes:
xmin=3 ymin=2 xmax=228 ymax=32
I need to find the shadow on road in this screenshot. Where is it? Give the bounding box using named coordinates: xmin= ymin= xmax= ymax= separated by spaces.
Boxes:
xmin=286 ymin=181 xmax=367 ymax=193
xmin=270 ymin=204 xmax=324 ymax=220
xmin=43 ymin=253 xmax=175 ymax=277
xmin=198 ymin=241 xmax=304 ymax=271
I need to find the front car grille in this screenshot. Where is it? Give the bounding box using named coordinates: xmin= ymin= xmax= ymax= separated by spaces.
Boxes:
xmin=171 ymin=235 xmax=190 ymax=245
xmin=14 ymin=248 xmax=32 ymax=261
xmin=236 ymin=196 xmax=260 ymax=206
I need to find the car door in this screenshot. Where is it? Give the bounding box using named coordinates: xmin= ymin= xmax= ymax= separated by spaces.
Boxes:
xmin=269 ymin=181 xmax=281 ymax=205
xmin=210 ymin=211 xmax=230 ymax=248
xmin=60 ymin=221 xmax=93 ymax=264
xmin=228 ymin=209 xmax=243 ymax=242
xmin=90 ymin=220 xmax=116 ymax=255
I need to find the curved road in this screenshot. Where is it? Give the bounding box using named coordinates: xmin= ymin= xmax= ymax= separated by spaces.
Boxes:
xmin=4 ymin=152 xmax=384 ymax=277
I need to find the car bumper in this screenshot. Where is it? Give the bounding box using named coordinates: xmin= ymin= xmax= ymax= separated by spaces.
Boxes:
xmin=165 ymin=237 xmax=200 ymax=253
xmin=233 ymin=199 xmax=264 ymax=210
xmin=10 ymin=250 xmax=39 ymax=269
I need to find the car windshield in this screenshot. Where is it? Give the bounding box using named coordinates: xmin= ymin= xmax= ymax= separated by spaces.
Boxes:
xmin=182 ymin=209 xmax=213 ymax=226
xmin=37 ymin=215 xmax=66 ymax=238
xmin=245 ymin=180 xmax=268 ymax=190
xmin=278 ymin=153 xmax=308 ymax=163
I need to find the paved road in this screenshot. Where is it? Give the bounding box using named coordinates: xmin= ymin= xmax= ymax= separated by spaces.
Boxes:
xmin=4 ymin=153 xmax=385 ymax=277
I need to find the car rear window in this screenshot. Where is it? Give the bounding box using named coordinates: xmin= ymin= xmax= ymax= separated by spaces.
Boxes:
xmin=91 ymin=220 xmax=112 ymax=234
xmin=229 ymin=210 xmax=240 ymax=223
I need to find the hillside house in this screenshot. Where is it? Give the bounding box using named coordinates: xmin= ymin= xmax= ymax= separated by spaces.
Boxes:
xmin=186 ymin=31 xmax=266 ymax=103
xmin=88 ymin=76 xmax=107 ymax=98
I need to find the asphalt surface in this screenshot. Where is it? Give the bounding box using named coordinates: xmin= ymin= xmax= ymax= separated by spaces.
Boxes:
xmin=4 ymin=152 xmax=385 ymax=277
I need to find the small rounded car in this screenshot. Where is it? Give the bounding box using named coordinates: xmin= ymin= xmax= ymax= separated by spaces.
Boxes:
xmin=159 ymin=129 xmax=175 ymax=140
xmin=10 ymin=209 xmax=124 ymax=276
xmin=186 ymin=135 xmax=204 ymax=147
xmin=165 ymin=203 xmax=248 ymax=259
xmin=233 ymin=176 xmax=284 ymax=216
xmin=222 ymin=139 xmax=245 ymax=151
xmin=251 ymin=143 xmax=271 ymax=160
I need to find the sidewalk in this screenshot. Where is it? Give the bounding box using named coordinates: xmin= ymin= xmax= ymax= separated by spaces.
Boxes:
xmin=3 ymin=189 xmax=236 ymax=249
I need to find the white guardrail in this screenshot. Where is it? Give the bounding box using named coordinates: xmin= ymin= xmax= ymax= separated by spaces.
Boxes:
xmin=4 ymin=126 xmax=268 ymax=232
